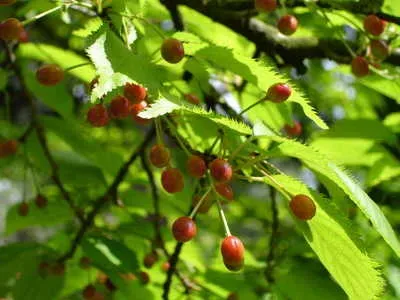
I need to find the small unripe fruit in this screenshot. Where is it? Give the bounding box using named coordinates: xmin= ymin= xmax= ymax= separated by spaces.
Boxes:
xmin=0 ymin=140 xmax=18 ymax=158
xmin=79 ymin=256 xmax=91 ymax=269
xmin=351 ymin=56 xmax=369 ymax=77
xmin=370 ymin=40 xmax=390 ymax=60
xmin=215 ymin=183 xmax=234 ymax=201
xmin=124 ymin=83 xmax=147 ymax=103
xmin=221 ymin=236 xmax=245 ymax=271
xmin=143 ymin=252 xmax=158 ymax=268
xmin=266 ymin=83 xmax=292 ymax=103
xmin=277 ymin=15 xmax=298 ymax=36
xmin=109 ymin=95 xmax=131 ymax=119
xmin=364 ymin=15 xmax=385 ymax=36
xmin=161 ymin=262 xmax=170 ymax=272
xmin=18 ymin=29 xmax=29 ymax=43
xmin=187 ymin=155 xmax=207 ymax=178
xmin=209 ymin=158 xmax=233 ymax=182
xmin=149 ymin=144 xmax=170 ymax=168
xmin=192 ymin=193 xmax=214 ymax=213
xmin=289 ymin=194 xmax=316 ymax=220
xmin=172 ymin=216 xmax=197 ymax=242
xmin=0 ymin=0 xmax=16 ymax=6
xmin=87 ymin=104 xmax=109 ymax=127
xmin=139 ymin=271 xmax=150 ymax=284
xmin=36 ymin=64 xmax=64 ymax=86
xmin=18 ymin=202 xmax=29 ymax=216
xmin=50 ymin=262 xmax=66 ymax=276
xmin=255 ymin=0 xmax=277 ymax=12
xmin=161 ymin=38 xmax=185 ymax=64
xmin=83 ymin=285 xmax=96 ymax=299
xmin=161 ymin=168 xmax=184 ymax=193
xmin=184 ymin=94 xmax=200 ymax=105
xmin=284 ymin=121 xmax=302 ymax=137
xmin=0 ymin=18 xmax=23 ymax=41
xmin=105 ymin=278 xmax=116 ymax=292
xmin=131 ymin=100 xmax=150 ymax=125
xmin=35 ymin=194 xmax=48 ymax=209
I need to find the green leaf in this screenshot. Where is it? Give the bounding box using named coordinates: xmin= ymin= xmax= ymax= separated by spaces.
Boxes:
xmin=359 ymin=75 xmax=400 ymax=104
xmin=73 ymin=17 xmax=103 ymax=38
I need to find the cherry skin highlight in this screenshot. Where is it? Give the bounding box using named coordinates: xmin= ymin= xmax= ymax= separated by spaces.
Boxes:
xmin=364 ymin=15 xmax=385 ymax=36
xmin=161 ymin=38 xmax=185 ymax=64
xmin=0 ymin=18 xmax=23 ymax=41
xmin=266 ymin=83 xmax=292 ymax=103
xmin=161 ymin=168 xmax=184 ymax=193
xmin=18 ymin=202 xmax=29 ymax=217
xmin=149 ymin=144 xmax=170 ymax=168
xmin=87 ymin=104 xmax=109 ymax=127
xmin=124 ymin=83 xmax=147 ymax=103
xmin=35 ymin=194 xmax=48 ymax=209
xmin=277 ymin=15 xmax=298 ymax=36
xmin=351 ymin=56 xmax=369 ymax=77
xmin=221 ymin=236 xmax=245 ymax=271
xmin=184 ymin=93 xmax=200 ymax=105
xmin=370 ymin=40 xmax=390 ymax=61
xmin=284 ymin=121 xmax=302 ymax=137
xmin=215 ymin=183 xmax=234 ymax=201
xmin=289 ymin=194 xmax=316 ymax=220
xmin=36 ymin=64 xmax=64 ymax=86
xmin=209 ymin=158 xmax=233 ymax=182
xmin=172 ymin=216 xmax=197 ymax=242
xmin=0 ymin=140 xmax=18 ymax=158
xmin=109 ymin=95 xmax=131 ymax=119
xmin=255 ymin=0 xmax=277 ymax=12
xmin=192 ymin=193 xmax=214 ymax=213
xmin=161 ymin=261 xmax=170 ymax=272
xmin=131 ymin=100 xmax=151 ymax=125
xmin=187 ymin=155 xmax=207 ymax=178
xmin=83 ymin=285 xmax=96 ymax=299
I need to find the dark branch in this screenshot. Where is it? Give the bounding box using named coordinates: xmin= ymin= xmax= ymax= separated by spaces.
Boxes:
xmin=265 ymin=188 xmax=279 ymax=283
xmin=161 ymin=0 xmax=185 ymax=31
xmin=163 ymin=242 xmax=184 ymax=300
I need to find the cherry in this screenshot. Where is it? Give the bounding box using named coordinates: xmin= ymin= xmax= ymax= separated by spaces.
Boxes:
xmin=0 ymin=0 xmax=16 ymax=5
xmin=364 ymin=15 xmax=385 ymax=36
xmin=266 ymin=83 xmax=291 ymax=103
xmin=284 ymin=120 xmax=302 ymax=137
xmin=209 ymin=158 xmax=233 ymax=182
xmin=143 ymin=252 xmax=158 ymax=268
xmin=0 ymin=18 xmax=23 ymax=41
xmin=124 ymin=83 xmax=147 ymax=103
xmin=35 ymin=194 xmax=48 ymax=209
xmin=139 ymin=271 xmax=150 ymax=284
xmin=38 ymin=261 xmax=50 ymax=278
xmin=192 ymin=193 xmax=214 ymax=213
xmin=370 ymin=40 xmax=390 ymax=61
xmin=0 ymin=140 xmax=18 ymax=158
xmin=50 ymin=262 xmax=66 ymax=276
xmin=172 ymin=216 xmax=197 ymax=242
xmin=109 ymin=95 xmax=131 ymax=119
xmin=161 ymin=168 xmax=184 ymax=193
xmin=79 ymin=256 xmax=91 ymax=269
xmin=184 ymin=94 xmax=200 ymax=105
xmin=289 ymin=194 xmax=316 ymax=220
xmin=18 ymin=29 xmax=29 ymax=43
xmin=18 ymin=202 xmax=29 ymax=216
xmin=87 ymin=104 xmax=109 ymax=127
xmin=161 ymin=38 xmax=185 ymax=64
xmin=187 ymin=155 xmax=207 ymax=178
xmin=351 ymin=56 xmax=369 ymax=77
xmin=36 ymin=64 xmax=64 ymax=86
xmin=255 ymin=0 xmax=277 ymax=12
xmin=105 ymin=278 xmax=116 ymax=292
xmin=221 ymin=236 xmax=245 ymax=271
xmin=131 ymin=100 xmax=151 ymax=125
xmin=83 ymin=285 xmax=96 ymax=299
xmin=149 ymin=144 xmax=170 ymax=168
xmin=161 ymin=262 xmax=170 ymax=272
xmin=215 ymin=183 xmax=234 ymax=201
xmin=277 ymin=15 xmax=298 ymax=36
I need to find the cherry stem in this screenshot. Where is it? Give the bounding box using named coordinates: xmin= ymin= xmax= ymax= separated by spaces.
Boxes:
xmin=163 ymin=117 xmax=191 ymax=156
xmin=189 ymin=187 xmax=212 ymax=218
xmin=229 ymin=136 xmax=255 ymax=161
xmin=234 ymin=153 xmax=270 ymax=171
xmin=209 ymin=174 xmax=231 ymax=236
xmin=256 ymin=164 xmax=292 ymax=199
xmin=238 ymin=97 xmax=266 ymax=116
xmin=64 ymin=63 xmax=92 ymax=72
xmin=113 ymin=12 xmax=165 ymax=40
xmin=22 ymin=6 xmax=63 ymax=26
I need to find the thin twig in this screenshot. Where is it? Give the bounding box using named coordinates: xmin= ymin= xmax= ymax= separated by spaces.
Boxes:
xmin=265 ymin=188 xmax=279 ymax=283
xmin=163 ymin=242 xmax=184 ymax=300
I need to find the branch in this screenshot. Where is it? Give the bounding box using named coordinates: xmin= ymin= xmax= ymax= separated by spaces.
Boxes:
xmin=163 ymin=242 xmax=184 ymax=300
xmin=265 ymin=188 xmax=279 ymax=283
xmin=161 ymin=0 xmax=185 ymax=31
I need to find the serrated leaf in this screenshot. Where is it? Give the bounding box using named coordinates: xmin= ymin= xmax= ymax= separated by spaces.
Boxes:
xmin=138 ymin=97 xmax=179 ymax=118
xmin=73 ymin=17 xmax=103 ymax=38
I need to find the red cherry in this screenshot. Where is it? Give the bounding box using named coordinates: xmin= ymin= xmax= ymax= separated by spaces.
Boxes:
xmin=215 ymin=183 xmax=234 ymax=201
xmin=36 ymin=64 xmax=64 ymax=86
xmin=172 ymin=216 xmax=197 ymax=242
xmin=289 ymin=194 xmax=316 ymax=220
xmin=35 ymin=194 xmax=48 ymax=209
xmin=0 ymin=140 xmax=18 ymax=158
xmin=370 ymin=40 xmax=390 ymax=60
xmin=184 ymin=94 xmax=200 ymax=105
xmin=149 ymin=144 xmax=170 ymax=168
xmin=277 ymin=15 xmax=298 ymax=36
xmin=131 ymin=100 xmax=151 ymax=125
xmin=139 ymin=271 xmax=150 ymax=284
xmin=187 ymin=155 xmax=207 ymax=178
xmin=87 ymin=104 xmax=109 ymax=127
xmin=192 ymin=193 xmax=214 ymax=213
xmin=284 ymin=121 xmax=302 ymax=137
xmin=209 ymin=158 xmax=233 ymax=182
xmin=143 ymin=252 xmax=158 ymax=268
xmin=109 ymin=95 xmax=131 ymax=119
xmin=161 ymin=38 xmax=185 ymax=64
xmin=161 ymin=168 xmax=184 ymax=193
xmin=124 ymin=83 xmax=147 ymax=103
xmin=83 ymin=285 xmax=96 ymax=299
xmin=105 ymin=278 xmax=116 ymax=292
xmin=255 ymin=0 xmax=277 ymax=12
xmin=0 ymin=18 xmax=23 ymax=41
xmin=50 ymin=262 xmax=66 ymax=276
xmin=18 ymin=202 xmax=29 ymax=216
xmin=161 ymin=262 xmax=170 ymax=272
xmin=364 ymin=15 xmax=386 ymax=36
xmin=0 ymin=0 xmax=16 ymax=5
xmin=351 ymin=56 xmax=369 ymax=77
xmin=18 ymin=29 xmax=29 ymax=43
xmin=221 ymin=236 xmax=245 ymax=271
xmin=266 ymin=83 xmax=292 ymax=103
